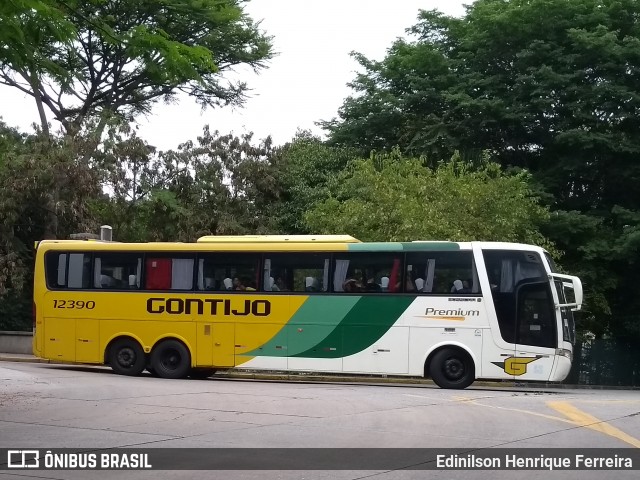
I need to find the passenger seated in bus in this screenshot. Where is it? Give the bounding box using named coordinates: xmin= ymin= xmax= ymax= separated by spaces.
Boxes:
xmin=397 ymin=274 xmax=415 ymax=292
xmin=235 ymin=277 xmax=256 ymax=291
xmin=451 ymin=279 xmax=471 ymax=294
xmin=305 ymin=277 xmax=318 ymax=292
xmin=99 ymin=274 xmax=117 ymax=288
xmin=343 ymin=278 xmax=362 ymax=292
xmin=364 ymin=277 xmax=382 ymax=292
xmin=274 ymin=276 xmax=288 ymax=291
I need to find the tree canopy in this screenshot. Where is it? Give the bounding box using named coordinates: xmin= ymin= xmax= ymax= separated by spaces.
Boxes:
xmin=305 ymin=151 xmax=553 ymax=248
xmin=0 ymin=0 xmax=273 ymax=137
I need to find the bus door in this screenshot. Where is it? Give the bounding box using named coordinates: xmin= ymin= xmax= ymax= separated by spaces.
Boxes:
xmin=513 ymin=280 xmax=557 ymax=381
xmin=482 ymin=250 xmax=556 ymax=381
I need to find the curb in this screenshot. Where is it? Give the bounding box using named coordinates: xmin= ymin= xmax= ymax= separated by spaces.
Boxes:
xmin=0 ymin=355 xmax=51 ymax=363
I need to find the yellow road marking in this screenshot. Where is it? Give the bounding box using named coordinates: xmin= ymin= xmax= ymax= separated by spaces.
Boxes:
xmin=572 ymin=399 xmax=640 ymax=405
xmin=454 ymin=396 xmax=640 ymax=446
xmin=547 ymin=401 xmax=640 ymax=448
xmin=453 ymin=396 xmax=575 ymax=424
xmin=450 ymin=395 xmax=640 ymax=447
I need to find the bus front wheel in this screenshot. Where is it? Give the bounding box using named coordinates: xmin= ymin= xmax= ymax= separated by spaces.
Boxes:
xmin=429 ymin=348 xmax=475 ymax=389
xmin=150 ymin=340 xmax=191 ymax=379
xmin=109 ymin=338 xmax=146 ymax=376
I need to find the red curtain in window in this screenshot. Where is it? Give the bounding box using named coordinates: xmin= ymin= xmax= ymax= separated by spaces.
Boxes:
xmin=146 ymin=258 xmax=172 ymax=290
xmin=389 ymin=258 xmax=401 ymax=293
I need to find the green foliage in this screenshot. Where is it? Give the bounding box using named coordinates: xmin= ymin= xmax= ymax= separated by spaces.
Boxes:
xmin=0 ymin=289 xmax=32 ymax=331
xmin=270 ymin=133 xmax=356 ymax=233
xmin=93 ymin=126 xmax=280 ymax=242
xmin=0 ymin=123 xmax=100 ymax=293
xmin=0 ymin=122 xmax=100 ymax=330
xmin=305 ymin=151 xmax=553 ymax=249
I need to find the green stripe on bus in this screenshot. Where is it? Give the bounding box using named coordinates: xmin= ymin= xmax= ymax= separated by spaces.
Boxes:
xmin=346 ymin=242 xmax=461 ymax=251
xmin=291 ymin=296 xmax=415 ymax=358
xmin=244 ymin=296 xmax=360 ymax=357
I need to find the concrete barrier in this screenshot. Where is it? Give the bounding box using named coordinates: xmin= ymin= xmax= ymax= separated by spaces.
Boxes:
xmin=0 ymin=331 xmax=33 ymax=354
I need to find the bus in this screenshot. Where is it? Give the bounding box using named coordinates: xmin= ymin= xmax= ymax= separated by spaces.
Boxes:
xmin=32 ymin=235 xmax=582 ymax=389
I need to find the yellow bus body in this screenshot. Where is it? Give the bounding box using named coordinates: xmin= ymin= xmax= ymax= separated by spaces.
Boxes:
xmin=33 ymin=239 xmax=353 ymax=368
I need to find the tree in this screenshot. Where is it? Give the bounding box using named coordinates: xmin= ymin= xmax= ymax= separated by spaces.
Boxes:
xmin=0 ymin=122 xmax=100 ymax=330
xmin=1 ymin=0 xmax=272 ymax=137
xmin=322 ymin=0 xmax=640 ymax=342
xmin=0 ymin=0 xmax=76 ymax=136
xmin=0 ymin=0 xmax=273 ymax=238
xmin=269 ymin=133 xmax=356 ymax=233
xmin=94 ymin=126 xmax=280 ymax=242
xmin=305 ymin=150 xmax=553 ymax=248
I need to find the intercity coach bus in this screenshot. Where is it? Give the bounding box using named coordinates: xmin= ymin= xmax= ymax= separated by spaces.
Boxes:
xmin=32 ymin=235 xmax=582 ymax=389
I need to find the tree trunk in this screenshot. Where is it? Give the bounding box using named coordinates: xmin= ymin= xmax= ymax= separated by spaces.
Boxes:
xmin=28 ymin=65 xmax=58 ymax=239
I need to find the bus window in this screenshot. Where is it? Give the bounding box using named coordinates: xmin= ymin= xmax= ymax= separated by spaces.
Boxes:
xmin=145 ymin=255 xmax=195 ymax=290
xmin=405 ymin=251 xmax=476 ymax=294
xmin=197 ymin=253 xmax=260 ymax=292
xmin=263 ymin=253 xmax=329 ymax=292
xmin=332 ymin=253 xmax=401 ymax=293
xmin=45 ymin=252 xmax=91 ymax=289
xmin=94 ymin=253 xmax=142 ymax=290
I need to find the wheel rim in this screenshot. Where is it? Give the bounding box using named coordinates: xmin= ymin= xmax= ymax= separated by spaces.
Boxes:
xmin=443 ymin=357 xmax=465 ymax=381
xmin=117 ymin=347 xmax=137 ymax=369
xmin=160 ymin=348 xmax=182 ymax=371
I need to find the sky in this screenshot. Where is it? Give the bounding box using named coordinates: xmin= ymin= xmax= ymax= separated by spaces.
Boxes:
xmin=0 ymin=0 xmax=468 ymax=150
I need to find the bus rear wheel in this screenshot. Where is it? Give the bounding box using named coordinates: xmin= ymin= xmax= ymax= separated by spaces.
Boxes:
xmin=150 ymin=340 xmax=191 ymax=379
xmin=109 ymin=338 xmax=146 ymax=376
xmin=429 ymin=348 xmax=475 ymax=389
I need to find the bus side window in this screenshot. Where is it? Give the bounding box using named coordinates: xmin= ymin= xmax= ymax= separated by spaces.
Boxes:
xmin=405 ymin=251 xmax=476 ymax=294
xmin=198 ymin=253 xmax=260 ymax=292
xmin=94 ymin=253 xmax=142 ymax=290
xmin=44 ymin=252 xmax=91 ymax=289
xmin=45 ymin=252 xmax=66 ymax=288
xmin=145 ymin=256 xmax=195 ymax=290
xmin=332 ymin=253 xmax=401 ymax=293
xmin=263 ymin=253 xmax=329 ymax=292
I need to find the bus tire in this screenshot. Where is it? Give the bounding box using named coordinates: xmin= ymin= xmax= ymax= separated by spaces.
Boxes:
xmin=189 ymin=368 xmax=217 ymax=379
xmin=429 ymin=348 xmax=475 ymax=389
xmin=109 ymin=338 xmax=146 ymax=376
xmin=150 ymin=339 xmax=191 ymax=379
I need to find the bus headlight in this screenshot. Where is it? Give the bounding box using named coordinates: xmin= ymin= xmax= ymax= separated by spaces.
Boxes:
xmin=555 ymin=348 xmax=572 ymax=361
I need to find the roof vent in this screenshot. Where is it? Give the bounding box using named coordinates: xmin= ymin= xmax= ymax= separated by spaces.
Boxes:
xmin=100 ymin=225 xmax=113 ymax=242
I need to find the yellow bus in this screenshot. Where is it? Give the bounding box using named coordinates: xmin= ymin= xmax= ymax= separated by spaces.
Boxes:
xmin=32 ymin=235 xmax=582 ymax=389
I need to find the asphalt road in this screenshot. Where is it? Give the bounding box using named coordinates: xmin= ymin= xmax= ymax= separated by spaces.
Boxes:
xmin=0 ymin=361 xmax=638 ymax=480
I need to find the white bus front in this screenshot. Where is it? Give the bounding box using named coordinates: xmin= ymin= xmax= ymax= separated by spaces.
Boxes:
xmin=479 ymin=247 xmax=582 ymax=383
